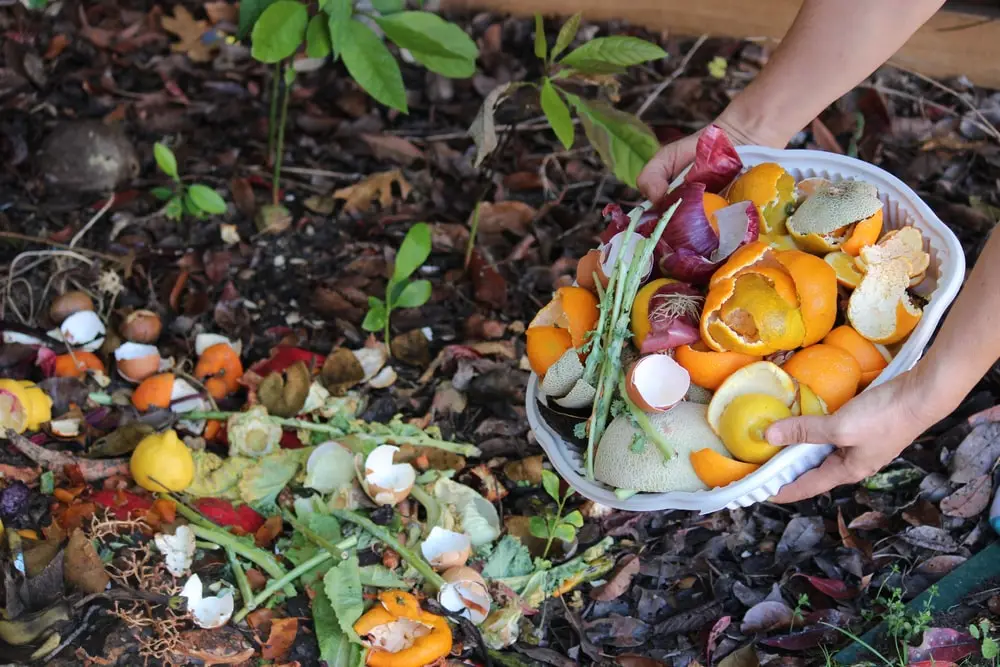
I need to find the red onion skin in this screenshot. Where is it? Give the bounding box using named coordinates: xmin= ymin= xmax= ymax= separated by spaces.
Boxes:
xmin=685 ymin=124 xmax=744 ymax=194
xmin=639 ymin=282 xmax=703 ymax=353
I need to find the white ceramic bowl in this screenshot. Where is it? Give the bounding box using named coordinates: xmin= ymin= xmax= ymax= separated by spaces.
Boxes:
xmin=526 ymin=146 xmax=967 ymax=514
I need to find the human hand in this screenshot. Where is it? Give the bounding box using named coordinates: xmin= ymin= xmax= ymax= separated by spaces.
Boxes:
xmin=763 ymin=372 xmax=933 ymax=503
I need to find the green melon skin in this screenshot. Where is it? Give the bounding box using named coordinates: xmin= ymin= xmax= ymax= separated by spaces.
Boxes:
xmin=594 ymin=402 xmax=729 ymax=493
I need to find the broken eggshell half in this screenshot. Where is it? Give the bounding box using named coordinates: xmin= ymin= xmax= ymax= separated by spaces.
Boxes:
xmin=179 ymin=574 xmax=235 ymax=629
xmin=195 ymin=333 xmax=243 ymax=357
xmin=420 ymin=526 xmax=472 ymax=571
xmin=438 ymin=566 xmax=491 ymax=625
xmin=361 ymin=444 xmax=416 ymax=506
xmin=114 ymin=342 xmax=164 ymax=383
xmin=625 ymin=354 xmax=691 ymax=413
xmin=50 ymin=310 xmax=106 ymax=352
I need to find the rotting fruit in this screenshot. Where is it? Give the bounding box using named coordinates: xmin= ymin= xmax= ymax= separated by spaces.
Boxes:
xmin=130 ymin=429 xmax=194 ymax=492
xmin=353 ymin=589 xmax=453 ymax=667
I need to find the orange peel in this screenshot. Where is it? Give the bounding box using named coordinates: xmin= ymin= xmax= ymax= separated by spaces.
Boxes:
xmin=674 ymin=342 xmax=761 ymax=391
xmin=525 ymin=326 xmax=573 ymax=377
xmin=530 ymin=286 xmax=599 ymax=350
xmin=847 ymin=257 xmax=923 ymax=345
xmin=782 ymin=344 xmax=861 ymax=412
xmin=726 ymin=163 xmax=796 ymax=234
xmin=786 ymin=180 xmax=883 ymax=254
xmin=690 ymin=448 xmax=761 ymax=488
xmin=53 ymin=351 xmax=105 ymax=379
xmin=855 ymin=226 xmax=930 ymax=280
xmin=824 ymin=251 xmax=864 ymax=289
xmin=775 ymin=250 xmax=838 ymax=346
xmin=194 ymin=343 xmax=244 ymax=399
xmin=132 ymin=373 xmax=176 ymax=411
xmin=354 ymin=590 xmax=453 ymax=667
xmin=702 ymin=272 xmax=805 ymax=356
xmin=822 ymin=325 xmax=891 ymax=388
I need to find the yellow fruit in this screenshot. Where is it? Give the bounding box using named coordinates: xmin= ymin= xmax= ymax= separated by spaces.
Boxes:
xmin=0 ymin=380 xmax=51 ymax=432
xmin=718 ymin=393 xmax=791 ymax=463
xmin=630 ymin=278 xmax=674 ymax=350
xmin=824 ymin=251 xmax=864 ymax=289
xmin=706 ymin=361 xmax=797 ymax=435
xmin=797 ymin=383 xmax=828 ymax=416
xmin=130 ymin=429 xmax=195 ymax=492
xmin=726 ymin=163 xmax=796 ymax=234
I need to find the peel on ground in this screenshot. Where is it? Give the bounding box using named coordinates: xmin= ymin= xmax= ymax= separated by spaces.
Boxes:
xmin=847 ymin=257 xmax=923 ymax=345
xmin=786 ymin=180 xmax=883 ymax=254
xmin=725 ymin=163 xmax=796 ymax=235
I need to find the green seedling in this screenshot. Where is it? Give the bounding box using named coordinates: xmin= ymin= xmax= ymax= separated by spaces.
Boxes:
xmin=362 ymin=222 xmax=433 ymax=355
xmin=791 ymin=592 xmax=810 ymax=631
xmin=529 ymin=470 xmax=584 ymax=559
xmin=152 ymin=142 xmax=227 ymax=221
xmin=970 ymin=619 xmax=1000 ymax=665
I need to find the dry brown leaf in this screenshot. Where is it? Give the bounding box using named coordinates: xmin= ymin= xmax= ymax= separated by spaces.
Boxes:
xmin=940 ymin=474 xmax=991 ymax=518
xmin=504 ymin=455 xmax=544 ymax=485
xmin=333 ymin=170 xmax=412 ymax=214
xmin=65 ymin=528 xmax=110 ymax=594
xmin=260 ymin=618 xmax=298 ymax=661
xmin=204 ymin=1 xmax=238 ymax=24
xmin=161 ymin=6 xmax=215 ymax=63
xmin=590 ymin=554 xmax=640 ymax=601
xmin=361 ymin=134 xmax=424 ymax=166
xmin=476 ymin=200 xmax=537 ymax=235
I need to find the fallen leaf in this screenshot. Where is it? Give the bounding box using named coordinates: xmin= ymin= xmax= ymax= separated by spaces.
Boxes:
xmin=333 ymin=170 xmax=412 ymax=215
xmin=254 ymin=515 xmax=283 ymax=548
xmin=915 ymin=555 xmax=967 ymax=575
xmin=65 ymin=528 xmax=110 ymax=594
xmin=706 ymin=615 xmax=731 ymax=663
xmin=907 ymin=628 xmax=978 ymax=663
xmin=920 ymin=473 xmax=951 ymax=502
xmin=903 ymin=498 xmax=942 ymax=527
xmin=179 ymin=627 xmax=256 ymax=665
xmin=740 ymin=600 xmax=794 ymax=634
xmin=230 ymin=177 xmax=256 ymax=218
xmin=467 ymin=248 xmax=507 ymax=309
xmin=837 ymin=507 xmax=870 ymax=556
xmin=940 ymin=474 xmax=991 ymax=518
xmin=717 ymin=645 xmax=759 ymax=667
xmin=798 ymin=575 xmax=856 ymax=600
xmin=504 ymin=455 xmax=544 ymax=485
xmin=161 ymin=5 xmax=215 ymax=63
xmin=968 ymin=404 xmax=1000 ymax=426
xmin=584 ymin=614 xmax=650 ymax=648
xmin=44 ymin=35 xmax=71 ymax=60
xmin=848 ymin=511 xmax=889 ymax=531
xmin=204 ymin=1 xmax=238 ymax=24
xmin=260 ymin=617 xmax=298 ymax=661
xmin=759 ymin=625 xmax=840 ymax=650
xmin=470 ymin=83 xmax=513 ymax=167
xmin=949 ymin=422 xmax=1000 ymax=483
xmin=902 ymin=526 xmax=959 ymax=552
xmin=476 ymin=201 xmax=537 ymax=236
xmin=590 ymin=554 xmax=640 ymax=601
xmin=361 ymin=135 xmax=424 ymax=166
xmin=776 ymin=516 xmax=825 ymax=556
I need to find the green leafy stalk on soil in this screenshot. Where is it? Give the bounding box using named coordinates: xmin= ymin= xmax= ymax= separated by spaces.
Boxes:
xmin=184 ymin=411 xmax=481 ymax=457
xmin=330 ymin=509 xmax=447 ymax=591
xmin=585 ymin=200 xmax=680 ymax=478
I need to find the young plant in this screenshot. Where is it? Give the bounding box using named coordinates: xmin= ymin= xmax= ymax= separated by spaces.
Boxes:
xmin=471 ymin=13 xmax=667 ymax=188
xmin=362 ymin=222 xmax=432 ymax=355
xmin=152 ymin=143 xmax=228 ymax=221
xmin=791 ymin=592 xmax=810 ymax=631
xmin=969 ymin=619 xmax=1000 ymax=665
xmin=529 ymin=469 xmax=583 ymax=559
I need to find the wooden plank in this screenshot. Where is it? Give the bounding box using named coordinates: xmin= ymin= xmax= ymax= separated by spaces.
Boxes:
xmin=441 ymin=0 xmax=1000 ymax=89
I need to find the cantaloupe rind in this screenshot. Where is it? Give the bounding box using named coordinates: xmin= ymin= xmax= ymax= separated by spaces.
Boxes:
xmin=540 ymin=348 xmax=584 ymax=398
xmin=706 ymin=361 xmax=797 ymax=435
xmin=787 ymin=180 xmax=883 ymax=254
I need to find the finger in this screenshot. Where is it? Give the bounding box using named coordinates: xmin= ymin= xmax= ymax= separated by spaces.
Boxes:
xmin=765 ymin=415 xmax=851 ymax=448
xmin=636 ymin=154 xmax=672 ymax=204
xmin=768 ymin=452 xmax=855 ymax=504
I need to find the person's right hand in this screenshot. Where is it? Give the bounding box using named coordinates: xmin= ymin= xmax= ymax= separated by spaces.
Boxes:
xmin=636 ymin=118 xmax=778 ymax=204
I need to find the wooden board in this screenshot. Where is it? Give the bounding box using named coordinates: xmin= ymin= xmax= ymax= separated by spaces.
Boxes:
xmin=440 ymin=0 xmax=1000 ymax=89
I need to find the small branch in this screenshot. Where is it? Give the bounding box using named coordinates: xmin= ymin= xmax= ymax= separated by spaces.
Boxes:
xmin=636 ymin=34 xmax=709 ymax=119
xmin=889 ymin=62 xmax=1000 ymax=143
xmin=70 ymin=194 xmax=115 ymax=248
xmin=0 ymin=232 xmax=130 ymax=264
xmin=3 ymin=429 xmax=128 ymax=481
xmin=331 ymin=509 xmax=446 ymax=591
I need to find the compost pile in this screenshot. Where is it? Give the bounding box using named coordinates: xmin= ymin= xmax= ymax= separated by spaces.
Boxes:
xmin=2 ymin=2 xmax=1000 ymax=666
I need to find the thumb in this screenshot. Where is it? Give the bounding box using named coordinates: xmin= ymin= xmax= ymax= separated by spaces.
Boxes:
xmin=765 ymin=415 xmax=842 ymax=447
xmin=636 ymin=157 xmax=671 ymax=204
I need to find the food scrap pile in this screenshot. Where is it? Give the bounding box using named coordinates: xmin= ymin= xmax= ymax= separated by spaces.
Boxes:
xmin=528 ymin=126 xmax=934 ymax=496
xmin=0 ymin=294 xmax=619 ymax=665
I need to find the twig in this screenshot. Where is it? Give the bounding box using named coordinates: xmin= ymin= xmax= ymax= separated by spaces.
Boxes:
xmin=3 ymin=429 xmax=128 ymax=481
xmin=636 ymin=34 xmax=709 ymax=119
xmin=70 ymin=194 xmax=115 ymax=247
xmin=0 ymin=232 xmax=131 ymax=264
xmin=276 ymin=165 xmax=365 ymax=181
xmin=889 ymin=63 xmax=1000 ymax=143
xmin=399 ymin=117 xmax=579 ymax=142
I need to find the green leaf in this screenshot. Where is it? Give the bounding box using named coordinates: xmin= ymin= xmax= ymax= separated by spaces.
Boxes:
xmin=326 ymin=0 xmax=351 ymax=59
xmin=371 ymin=0 xmax=405 ymax=13
xmin=407 ymin=51 xmax=475 ymax=79
xmin=393 ymin=222 xmax=431 ymax=281
xmin=362 ymin=299 xmax=387 ymax=332
xmin=552 ymin=12 xmax=581 ymax=60
xmin=534 ymin=15 xmax=547 ymax=61
xmin=376 ymin=11 xmax=478 ymax=60
xmin=340 ymin=19 xmax=408 ymax=112
xmin=324 ymin=554 xmax=364 ymax=642
xmin=560 ymin=35 xmax=667 ymax=73
xmin=150 ymin=186 xmax=174 ymax=201
xmin=707 ymin=55 xmax=728 ymax=79
xmin=187 ymin=184 xmax=227 ymax=214
xmin=481 ymin=535 xmax=534 ymax=579
xmin=562 ymin=510 xmax=584 ymax=528
xmin=565 ymin=95 xmax=659 ymax=188
xmin=251 ymin=0 xmax=308 ymax=64
xmin=153 ymin=142 xmax=178 ymax=180
xmin=983 ymin=636 xmax=999 ymax=660
xmin=183 ymin=193 xmax=201 ymax=216
xmin=359 ymin=564 xmax=409 ymax=588
xmin=540 ymin=79 xmax=574 ymax=150
xmin=393 ymin=279 xmax=431 ymax=309
xmin=238 ymin=449 xmax=304 ymax=512
xmin=39 ymin=471 xmax=54 ymax=495
xmin=313 ymin=586 xmax=360 ymax=666
xmin=306 ymin=13 xmax=332 ymax=59
xmin=165 ymin=197 xmax=184 ymax=220
xmin=528 ymin=515 xmax=549 ymax=539
xmin=552 ymin=523 xmax=576 ymax=543
xmin=541 ymin=469 xmax=561 ymax=502
xmin=239 ymin=0 xmax=276 ymax=38
xmin=970 ymin=624 xmax=981 ymax=639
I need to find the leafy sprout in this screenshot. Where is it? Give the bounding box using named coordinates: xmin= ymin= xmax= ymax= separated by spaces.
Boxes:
xmin=152 ymin=142 xmax=228 ymax=221
xmin=528 ymin=470 xmax=583 ymax=559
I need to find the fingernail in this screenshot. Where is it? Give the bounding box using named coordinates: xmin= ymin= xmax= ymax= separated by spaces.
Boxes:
xmin=765 ymin=426 xmax=785 ymax=447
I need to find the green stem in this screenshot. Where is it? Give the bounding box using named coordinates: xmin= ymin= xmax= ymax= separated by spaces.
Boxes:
xmin=464 ymin=202 xmax=481 ymax=269
xmin=268 ymin=62 xmax=280 ymax=164
xmin=182 ymin=412 xmax=481 ymax=457
xmin=408 ymin=485 xmax=439 ymax=537
xmin=283 ymin=510 xmax=357 ymax=557
xmin=384 ymin=305 xmax=393 ymax=359
xmin=188 ymin=524 xmax=297 ymax=598
xmin=618 ymin=375 xmax=674 ymax=460
xmin=272 ymin=68 xmax=292 ymax=207
xmin=234 ymin=551 xmax=327 ymax=623
xmin=226 ymin=547 xmax=254 ymax=607
xmin=330 ymin=509 xmax=446 ymax=591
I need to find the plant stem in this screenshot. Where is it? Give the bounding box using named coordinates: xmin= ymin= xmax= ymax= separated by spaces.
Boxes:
xmin=408 ymin=485 xmax=440 ymax=537
xmin=464 ymin=202 xmax=481 ymax=269
xmin=618 ymin=374 xmax=674 ymax=460
xmin=331 ymin=509 xmax=447 ymax=591
xmin=183 ymin=412 xmax=481 ymax=457
xmin=268 ymin=62 xmax=281 ymax=166
xmin=384 ymin=305 xmax=393 ymax=359
xmin=226 ymin=547 xmax=254 ymax=608
xmin=282 ymin=510 xmax=358 ymax=558
xmin=541 ymin=495 xmax=567 ymax=560
xmin=273 ymin=65 xmax=292 ymax=207
xmin=234 ymin=552 xmax=326 ymax=623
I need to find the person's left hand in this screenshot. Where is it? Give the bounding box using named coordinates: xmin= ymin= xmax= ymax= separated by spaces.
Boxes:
xmin=764 ymin=372 xmax=933 ymax=503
